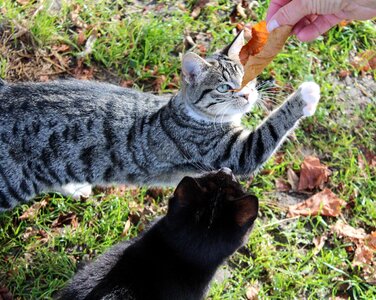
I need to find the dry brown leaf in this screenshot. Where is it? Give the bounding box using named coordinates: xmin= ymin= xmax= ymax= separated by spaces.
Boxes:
xmin=241 ymin=22 xmax=292 ymax=86
xmin=52 ymin=44 xmax=70 ymax=53
xmin=52 ymin=212 xmax=78 ymax=228
xmin=239 ymin=21 xmax=269 ymax=65
xmin=330 ymin=220 xmax=367 ymax=241
xmin=353 ymin=244 xmax=374 ymax=267
xmin=287 ymin=168 xmax=299 ymax=191
xmin=350 ymin=50 xmax=376 ymax=72
xmin=275 ymin=178 xmax=290 ymax=192
xmin=362 ymin=264 xmax=376 ymax=284
xmin=365 ymin=232 xmax=376 ymax=251
xmin=19 ymin=199 xmax=48 ymax=220
xmin=191 ymin=0 xmax=210 ymax=19
xmin=361 ymin=148 xmax=376 ymax=168
xmin=298 ymin=156 xmax=331 ymax=191
xmin=246 ymin=283 xmax=259 ymax=300
xmin=121 ymin=219 xmax=131 ymax=237
xmin=77 ymin=30 xmax=87 ymax=46
xmin=358 ymin=154 xmax=366 ymax=170
xmin=313 ymin=234 xmax=327 ymax=254
xmin=287 ymin=188 xmax=346 ymax=217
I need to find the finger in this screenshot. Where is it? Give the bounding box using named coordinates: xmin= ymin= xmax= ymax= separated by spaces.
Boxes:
xmin=296 ymin=14 xmax=342 ymax=42
xmin=292 ymin=16 xmax=312 ymax=35
xmin=292 ymin=15 xmax=317 ymax=35
xmin=266 ymin=0 xmax=291 ymax=22
xmin=267 ymin=0 xmax=308 ymax=32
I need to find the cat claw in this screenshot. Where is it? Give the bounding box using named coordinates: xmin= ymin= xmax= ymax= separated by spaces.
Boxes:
xmin=299 ymin=82 xmax=320 ymax=117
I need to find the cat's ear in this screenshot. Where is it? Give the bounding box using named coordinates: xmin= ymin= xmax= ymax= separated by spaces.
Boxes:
xmin=173 ymin=176 xmax=202 ymax=207
xmin=182 ymin=52 xmax=210 ymax=84
xmin=233 ymin=195 xmax=258 ymax=226
xmin=221 ymin=30 xmax=245 ymax=61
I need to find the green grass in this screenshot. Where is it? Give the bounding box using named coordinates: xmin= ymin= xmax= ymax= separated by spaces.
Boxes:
xmin=0 ymin=0 xmax=375 ymax=299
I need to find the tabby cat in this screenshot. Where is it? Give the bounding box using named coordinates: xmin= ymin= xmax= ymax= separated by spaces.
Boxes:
xmin=0 ymin=31 xmax=320 ymax=211
xmin=57 ymin=168 xmax=259 ymax=300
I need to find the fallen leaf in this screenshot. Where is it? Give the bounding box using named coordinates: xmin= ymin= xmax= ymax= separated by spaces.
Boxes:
xmin=361 ymin=148 xmax=376 ymax=168
xmin=39 ymin=75 xmax=50 ymax=82
xmin=350 ymin=50 xmax=376 ymax=72
xmin=330 ymin=220 xmax=367 ymax=241
xmin=240 ymin=22 xmax=292 ymax=86
xmin=120 ymin=79 xmax=134 ymax=88
xmin=191 ymin=0 xmax=210 ymax=19
xmin=287 ymin=188 xmax=346 ymax=217
xmin=275 ymin=178 xmax=290 ymax=192
xmin=145 ymin=187 xmax=166 ymax=201
xmin=287 ymin=168 xmax=299 ymax=191
xmin=52 ymin=212 xmax=78 ymax=228
xmin=22 ymin=227 xmax=48 ymax=243
xmin=246 ymin=283 xmax=259 ymax=300
xmin=70 ymin=4 xmax=87 ymax=28
xmin=338 ymin=69 xmax=350 ymax=79
xmin=330 ymin=221 xmax=376 ymax=283
xmin=121 ymin=219 xmax=131 ymax=237
xmin=77 ymin=30 xmax=87 ymax=46
xmin=19 ymin=199 xmax=48 ymax=220
xmin=353 ymin=243 xmax=374 ymax=266
xmin=298 ymin=156 xmax=331 ymax=191
xmin=52 ymin=44 xmax=70 ymax=53
xmin=362 ymin=264 xmax=376 ymax=284
xmin=72 ymin=58 xmax=94 ymax=80
xmin=365 ymin=232 xmax=376 ymax=251
xmin=313 ymin=234 xmax=327 ymax=254
xmin=357 ymin=154 xmax=366 ymax=171
xmin=153 ymin=75 xmax=167 ymax=92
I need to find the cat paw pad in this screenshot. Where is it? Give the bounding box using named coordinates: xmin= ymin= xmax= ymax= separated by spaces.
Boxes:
xmin=300 ymin=82 xmax=320 ymax=117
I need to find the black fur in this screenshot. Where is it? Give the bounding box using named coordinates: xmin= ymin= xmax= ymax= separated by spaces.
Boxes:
xmin=57 ymin=168 xmax=258 ymax=300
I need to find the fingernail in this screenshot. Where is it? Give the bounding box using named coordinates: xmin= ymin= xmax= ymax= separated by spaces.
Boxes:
xmin=267 ymin=19 xmax=279 ymax=32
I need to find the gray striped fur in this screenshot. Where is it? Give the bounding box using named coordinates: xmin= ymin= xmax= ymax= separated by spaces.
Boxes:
xmin=0 ymin=42 xmax=319 ymax=211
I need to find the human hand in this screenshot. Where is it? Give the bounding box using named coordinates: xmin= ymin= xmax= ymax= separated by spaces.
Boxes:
xmin=266 ymin=0 xmax=376 ymax=42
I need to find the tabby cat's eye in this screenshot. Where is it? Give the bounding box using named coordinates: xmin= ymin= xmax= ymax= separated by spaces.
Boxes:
xmin=216 ymin=84 xmax=232 ymax=93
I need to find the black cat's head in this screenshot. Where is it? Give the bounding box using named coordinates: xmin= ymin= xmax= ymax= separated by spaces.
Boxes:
xmin=166 ymin=168 xmax=258 ymax=264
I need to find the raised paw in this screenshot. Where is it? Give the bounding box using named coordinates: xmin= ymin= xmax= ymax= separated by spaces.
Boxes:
xmin=299 ymin=82 xmax=320 ymax=117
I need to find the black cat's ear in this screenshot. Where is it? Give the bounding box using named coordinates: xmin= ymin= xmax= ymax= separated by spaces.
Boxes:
xmin=221 ymin=30 xmax=244 ymax=61
xmin=233 ymin=195 xmax=259 ymax=226
xmin=182 ymin=52 xmax=210 ymax=84
xmin=173 ymin=176 xmax=202 ymax=207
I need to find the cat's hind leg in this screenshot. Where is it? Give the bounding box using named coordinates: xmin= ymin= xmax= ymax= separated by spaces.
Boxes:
xmin=54 ymin=183 xmax=92 ymax=199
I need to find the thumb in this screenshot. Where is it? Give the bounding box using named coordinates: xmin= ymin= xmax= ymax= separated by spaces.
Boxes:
xmin=267 ymin=0 xmax=308 ymax=32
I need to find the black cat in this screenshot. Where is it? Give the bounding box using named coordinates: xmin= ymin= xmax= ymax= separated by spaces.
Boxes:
xmin=58 ymin=168 xmax=258 ymax=300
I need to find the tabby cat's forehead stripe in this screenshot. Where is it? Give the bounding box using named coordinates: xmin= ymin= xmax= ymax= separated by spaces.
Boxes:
xmin=194 ymin=88 xmax=213 ymax=104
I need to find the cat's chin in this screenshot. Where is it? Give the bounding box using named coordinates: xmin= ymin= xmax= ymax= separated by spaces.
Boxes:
xmin=184 ymin=101 xmax=252 ymax=124
xmin=185 ymin=106 xmax=248 ymax=124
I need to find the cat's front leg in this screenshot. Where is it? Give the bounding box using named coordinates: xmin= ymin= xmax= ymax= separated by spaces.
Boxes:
xmin=229 ymin=82 xmax=320 ymax=175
